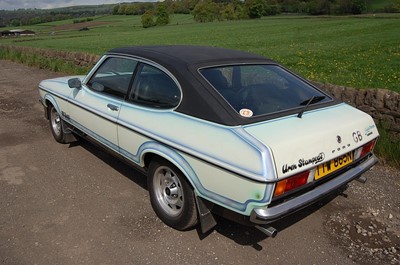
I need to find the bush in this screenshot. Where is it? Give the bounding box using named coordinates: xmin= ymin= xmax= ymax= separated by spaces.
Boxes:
xmin=156 ymin=3 xmax=170 ymax=26
xmin=334 ymin=0 xmax=365 ymax=14
xmin=246 ymin=0 xmax=266 ymax=18
xmin=192 ymin=1 xmax=220 ymax=22
xmin=375 ymin=123 xmax=400 ymax=168
xmin=384 ymin=3 xmax=400 ymax=13
xmin=141 ymin=11 xmax=156 ymax=28
xmin=308 ymin=0 xmax=332 ymax=15
xmin=221 ymin=3 xmax=237 ymax=20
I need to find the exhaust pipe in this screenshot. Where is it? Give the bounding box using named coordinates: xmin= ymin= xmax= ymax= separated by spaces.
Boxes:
xmin=255 ymin=225 xmax=278 ymax=238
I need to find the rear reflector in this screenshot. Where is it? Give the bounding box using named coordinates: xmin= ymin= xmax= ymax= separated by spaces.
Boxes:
xmin=274 ymin=171 xmax=309 ymax=197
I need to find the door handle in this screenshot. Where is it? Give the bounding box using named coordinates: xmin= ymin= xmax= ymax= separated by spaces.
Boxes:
xmin=107 ymin=104 xmax=119 ymax=111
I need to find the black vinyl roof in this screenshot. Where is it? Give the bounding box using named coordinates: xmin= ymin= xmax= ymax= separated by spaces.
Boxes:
xmin=106 ymin=46 xmax=279 ymax=126
xmin=108 ymin=45 xmax=270 ymax=66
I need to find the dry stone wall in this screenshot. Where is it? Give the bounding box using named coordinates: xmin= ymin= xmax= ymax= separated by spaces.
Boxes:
xmin=1 ymin=45 xmax=100 ymax=67
xmin=316 ymin=82 xmax=400 ymax=137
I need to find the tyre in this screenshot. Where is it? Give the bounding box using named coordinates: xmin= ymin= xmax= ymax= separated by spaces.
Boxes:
xmin=148 ymin=158 xmax=198 ymax=230
xmin=48 ymin=105 xmax=66 ymax=143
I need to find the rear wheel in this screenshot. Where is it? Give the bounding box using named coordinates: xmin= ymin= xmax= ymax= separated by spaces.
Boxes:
xmin=48 ymin=105 xmax=66 ymax=143
xmin=147 ymin=158 xmax=198 ymax=230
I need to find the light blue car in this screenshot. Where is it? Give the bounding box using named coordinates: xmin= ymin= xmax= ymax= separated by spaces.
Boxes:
xmin=39 ymin=46 xmax=379 ymax=237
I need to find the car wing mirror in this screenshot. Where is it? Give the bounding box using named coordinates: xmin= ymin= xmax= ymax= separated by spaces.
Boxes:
xmin=68 ymin=78 xmax=82 ymax=89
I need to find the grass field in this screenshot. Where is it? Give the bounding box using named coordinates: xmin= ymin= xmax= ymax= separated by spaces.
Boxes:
xmin=1 ymin=14 xmax=400 ymax=91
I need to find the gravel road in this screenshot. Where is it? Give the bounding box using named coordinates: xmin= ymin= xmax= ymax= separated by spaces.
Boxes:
xmin=0 ymin=60 xmax=398 ymax=265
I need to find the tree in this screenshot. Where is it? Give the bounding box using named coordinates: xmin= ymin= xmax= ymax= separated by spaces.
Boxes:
xmin=10 ymin=19 xmax=21 ymax=27
xmin=156 ymin=3 xmax=170 ymax=25
xmin=245 ymin=0 xmax=267 ymax=19
xmin=221 ymin=3 xmax=237 ymax=20
xmin=112 ymin=4 xmax=120 ymax=15
xmin=334 ymin=0 xmax=365 ymax=14
xmin=141 ymin=10 xmax=156 ymax=28
xmin=125 ymin=4 xmax=139 ymax=15
xmin=308 ymin=0 xmax=332 ymax=15
xmin=118 ymin=4 xmax=128 ymax=15
xmin=264 ymin=0 xmax=281 ymax=15
xmin=192 ymin=1 xmax=219 ymax=22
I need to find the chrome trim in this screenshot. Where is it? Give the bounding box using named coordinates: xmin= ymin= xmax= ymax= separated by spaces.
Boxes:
xmin=250 ymin=155 xmax=379 ymax=224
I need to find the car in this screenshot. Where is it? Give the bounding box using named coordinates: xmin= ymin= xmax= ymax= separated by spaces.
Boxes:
xmin=38 ymin=45 xmax=379 ymax=236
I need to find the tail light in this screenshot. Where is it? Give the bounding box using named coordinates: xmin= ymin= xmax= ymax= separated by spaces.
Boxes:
xmin=355 ymin=139 xmax=377 ymax=160
xmin=274 ymin=171 xmax=309 ymax=197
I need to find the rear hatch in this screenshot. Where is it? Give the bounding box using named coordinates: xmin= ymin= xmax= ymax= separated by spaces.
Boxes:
xmin=243 ymin=103 xmax=379 ymax=180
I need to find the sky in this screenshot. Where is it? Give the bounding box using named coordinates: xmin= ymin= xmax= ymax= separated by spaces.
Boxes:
xmin=0 ymin=0 xmax=156 ymax=10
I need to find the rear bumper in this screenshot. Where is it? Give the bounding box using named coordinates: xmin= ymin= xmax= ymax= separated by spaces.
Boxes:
xmin=250 ymin=154 xmax=379 ymax=224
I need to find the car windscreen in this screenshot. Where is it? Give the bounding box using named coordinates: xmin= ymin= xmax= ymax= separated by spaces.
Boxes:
xmin=200 ymin=64 xmax=331 ymax=118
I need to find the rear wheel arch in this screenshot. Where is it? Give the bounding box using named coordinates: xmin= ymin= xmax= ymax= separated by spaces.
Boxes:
xmin=141 ymin=149 xmax=197 ymax=191
xmin=144 ymin=152 xmax=199 ymax=230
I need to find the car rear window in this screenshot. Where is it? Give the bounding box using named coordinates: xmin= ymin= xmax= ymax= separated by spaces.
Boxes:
xmin=200 ymin=65 xmax=330 ymax=117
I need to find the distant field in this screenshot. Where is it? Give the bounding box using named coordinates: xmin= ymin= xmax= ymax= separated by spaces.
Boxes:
xmin=1 ymin=14 xmax=399 ymax=91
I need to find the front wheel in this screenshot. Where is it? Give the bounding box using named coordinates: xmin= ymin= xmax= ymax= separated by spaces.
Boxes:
xmin=147 ymin=158 xmax=198 ymax=230
xmin=48 ymin=105 xmax=66 ymax=143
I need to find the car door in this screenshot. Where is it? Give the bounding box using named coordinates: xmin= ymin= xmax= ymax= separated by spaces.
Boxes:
xmin=67 ymin=56 xmax=138 ymax=153
xmin=117 ymin=63 xmax=182 ymax=164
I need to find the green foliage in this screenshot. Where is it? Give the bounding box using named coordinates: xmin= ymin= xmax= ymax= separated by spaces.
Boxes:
xmin=245 ymin=0 xmax=266 ymax=18
xmin=383 ymin=0 xmax=400 ymax=12
xmin=141 ymin=11 xmax=156 ymax=28
xmin=192 ymin=1 xmax=220 ymax=22
xmin=375 ymin=123 xmax=400 ymax=168
xmin=334 ymin=0 xmax=366 ymax=14
xmin=73 ymin=18 xmax=94 ymax=24
xmin=1 ymin=0 xmax=399 ymax=29
xmin=141 ymin=3 xmax=171 ymax=28
xmin=10 ymin=19 xmax=21 ymax=27
xmin=116 ymin=2 xmax=155 ymax=15
xmin=112 ymin=5 xmax=120 ymax=15
xmin=156 ymin=3 xmax=171 ymax=26
xmin=0 ymin=5 xmax=110 ymax=27
xmin=264 ymin=2 xmax=281 ymax=15
xmin=221 ymin=3 xmax=237 ymax=20
xmin=308 ymin=0 xmax=332 ymax=15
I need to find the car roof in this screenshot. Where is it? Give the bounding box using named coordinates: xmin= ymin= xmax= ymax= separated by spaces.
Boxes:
xmin=107 ymin=45 xmax=270 ymax=66
xmin=106 ymin=46 xmax=282 ymax=126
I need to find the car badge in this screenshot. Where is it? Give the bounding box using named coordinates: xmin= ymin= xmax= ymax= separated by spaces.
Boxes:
xmin=337 ymin=135 xmax=342 ymax=144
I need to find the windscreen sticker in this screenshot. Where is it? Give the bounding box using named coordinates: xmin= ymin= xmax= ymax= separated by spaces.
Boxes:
xmin=239 ymin=108 xmax=253 ymax=118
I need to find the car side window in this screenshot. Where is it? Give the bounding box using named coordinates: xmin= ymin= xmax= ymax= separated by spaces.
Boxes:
xmin=129 ymin=64 xmax=181 ymax=109
xmin=87 ymin=57 xmax=138 ymax=99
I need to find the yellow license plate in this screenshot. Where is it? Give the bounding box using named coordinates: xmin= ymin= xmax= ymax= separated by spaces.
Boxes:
xmin=315 ymin=152 xmax=353 ymax=180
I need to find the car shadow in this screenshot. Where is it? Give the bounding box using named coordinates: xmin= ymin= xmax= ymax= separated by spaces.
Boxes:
xmin=69 ymin=139 xmax=148 ymax=190
xmin=68 ymin=139 xmax=348 ymax=250
xmin=201 ymin=188 xmax=348 ymax=250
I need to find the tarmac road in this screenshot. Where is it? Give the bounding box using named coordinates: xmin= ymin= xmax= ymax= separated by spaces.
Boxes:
xmin=0 ymin=60 xmax=398 ymax=265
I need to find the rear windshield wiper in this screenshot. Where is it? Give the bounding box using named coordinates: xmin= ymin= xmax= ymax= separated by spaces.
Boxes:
xmin=297 ymin=96 xmax=326 ymax=118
